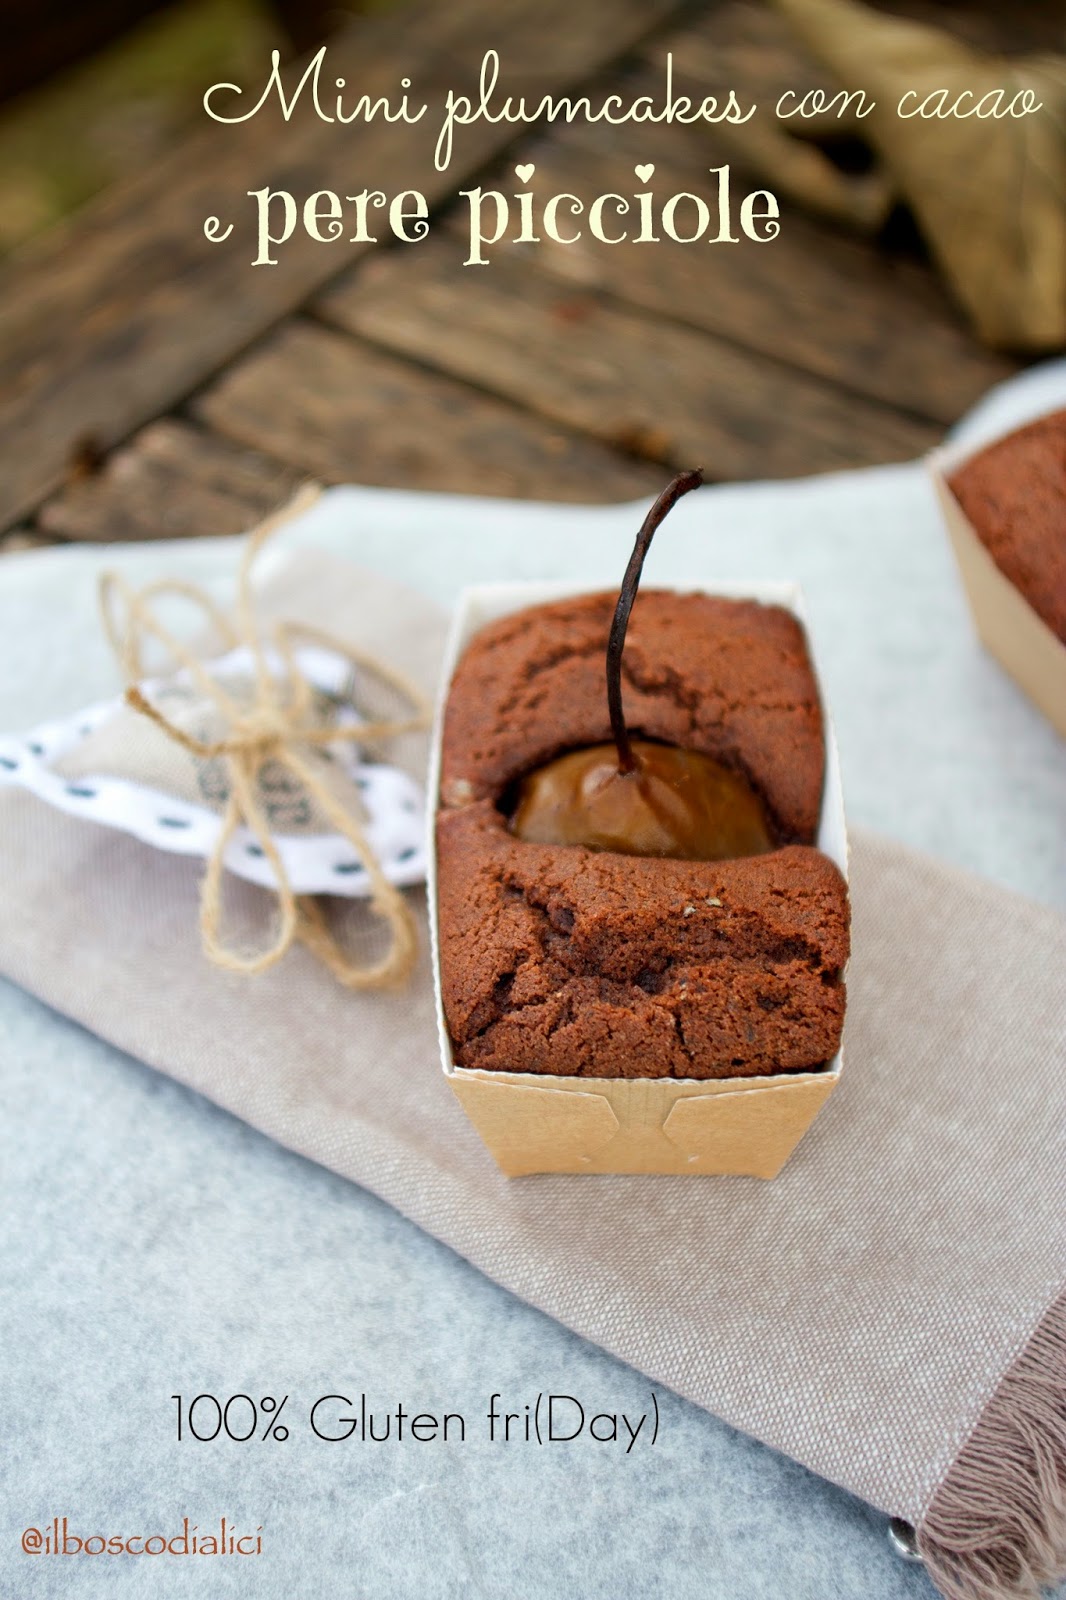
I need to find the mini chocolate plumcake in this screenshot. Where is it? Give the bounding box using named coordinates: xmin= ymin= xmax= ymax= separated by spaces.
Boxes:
xmin=435 ymin=473 xmax=850 ymax=1081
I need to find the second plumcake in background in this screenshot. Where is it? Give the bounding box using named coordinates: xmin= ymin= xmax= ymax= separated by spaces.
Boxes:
xmin=947 ymin=406 xmax=1066 ymax=645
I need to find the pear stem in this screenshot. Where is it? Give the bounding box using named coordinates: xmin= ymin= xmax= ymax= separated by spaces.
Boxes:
xmin=607 ymin=468 xmax=704 ymax=774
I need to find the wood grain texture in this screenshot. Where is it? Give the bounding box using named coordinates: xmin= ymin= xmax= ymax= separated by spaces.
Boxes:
xmin=0 ymin=0 xmax=685 ymax=531
xmin=193 ymin=320 xmax=666 ymax=500
xmin=317 ymin=235 xmax=940 ymax=480
xmin=37 ymin=420 xmax=304 ymax=543
xmin=451 ymin=108 xmax=1015 ymax=424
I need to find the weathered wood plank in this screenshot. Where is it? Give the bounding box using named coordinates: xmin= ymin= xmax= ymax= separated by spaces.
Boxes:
xmin=36 ymin=419 xmax=304 ymax=542
xmin=630 ymin=5 xmax=1020 ymax=421
xmin=455 ymin=107 xmax=1014 ymax=425
xmin=316 ymin=235 xmax=939 ymax=480
xmin=0 ymin=0 xmax=686 ymax=531
xmin=193 ymin=320 xmax=665 ymax=500
xmin=646 ymin=0 xmax=838 ymax=126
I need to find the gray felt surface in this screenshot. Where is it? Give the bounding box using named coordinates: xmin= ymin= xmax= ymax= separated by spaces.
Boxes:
xmin=3 ymin=361 xmax=1065 ymax=1599
xmin=2 ymin=979 xmax=939 ymax=1600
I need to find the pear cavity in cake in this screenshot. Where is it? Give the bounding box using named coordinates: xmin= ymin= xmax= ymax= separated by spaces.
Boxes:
xmin=508 ymin=468 xmax=775 ymax=863
xmin=511 ymin=740 xmax=774 ymax=861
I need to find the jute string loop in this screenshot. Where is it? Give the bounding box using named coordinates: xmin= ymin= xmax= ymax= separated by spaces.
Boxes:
xmin=98 ymin=485 xmax=430 ymax=990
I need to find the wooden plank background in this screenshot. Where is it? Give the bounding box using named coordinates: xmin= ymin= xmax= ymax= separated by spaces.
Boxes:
xmin=5 ymin=0 xmax=1061 ymax=550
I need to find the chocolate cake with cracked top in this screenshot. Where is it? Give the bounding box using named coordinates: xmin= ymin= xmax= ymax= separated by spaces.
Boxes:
xmin=948 ymin=407 xmax=1066 ymax=645
xmin=436 ymin=589 xmax=849 ymax=1080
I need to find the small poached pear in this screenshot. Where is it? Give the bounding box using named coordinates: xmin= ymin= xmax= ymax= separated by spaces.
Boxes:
xmin=509 ymin=469 xmax=775 ymax=862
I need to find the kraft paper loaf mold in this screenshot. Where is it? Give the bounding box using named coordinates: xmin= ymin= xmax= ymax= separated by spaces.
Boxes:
xmin=427 ymin=579 xmax=849 ymax=1180
xmin=930 ymin=429 xmax=1066 ymax=741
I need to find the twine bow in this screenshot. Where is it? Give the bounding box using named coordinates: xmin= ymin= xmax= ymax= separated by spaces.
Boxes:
xmin=98 ymin=485 xmax=430 ymax=990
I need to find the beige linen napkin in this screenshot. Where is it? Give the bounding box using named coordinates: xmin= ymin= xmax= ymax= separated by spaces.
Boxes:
xmin=1 ymin=553 xmax=1063 ymax=1600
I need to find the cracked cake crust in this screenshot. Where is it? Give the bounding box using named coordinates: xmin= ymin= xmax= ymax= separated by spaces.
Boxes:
xmin=436 ymin=592 xmax=849 ymax=1081
xmin=440 ymin=589 xmax=827 ymax=841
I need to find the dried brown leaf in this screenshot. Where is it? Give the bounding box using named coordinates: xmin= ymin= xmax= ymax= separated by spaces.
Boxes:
xmin=772 ymin=0 xmax=1066 ymax=350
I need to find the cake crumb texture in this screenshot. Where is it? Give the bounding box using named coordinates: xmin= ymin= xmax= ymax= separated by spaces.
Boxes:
xmin=437 ymin=802 xmax=849 ymax=1080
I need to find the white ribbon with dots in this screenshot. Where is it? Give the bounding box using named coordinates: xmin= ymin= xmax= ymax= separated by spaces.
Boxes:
xmin=0 ymin=645 xmax=427 ymax=897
